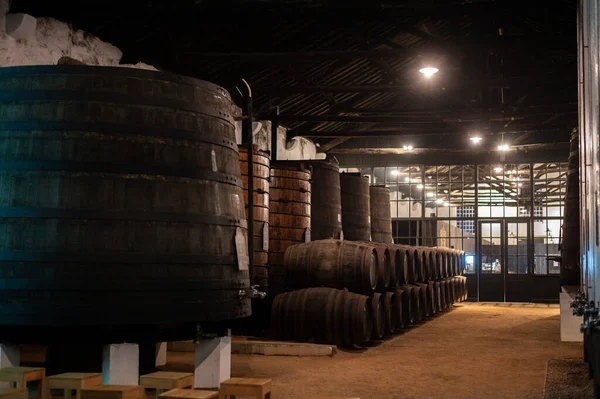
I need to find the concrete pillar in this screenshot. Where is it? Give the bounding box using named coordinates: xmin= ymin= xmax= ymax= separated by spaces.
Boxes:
xmin=102 ymin=343 xmax=139 ymax=385
xmin=155 ymin=343 xmax=167 ymax=367
xmin=194 ymin=333 xmax=231 ymax=389
xmin=0 ymin=344 xmax=20 ymax=388
xmin=560 ymin=286 xmax=584 ymax=342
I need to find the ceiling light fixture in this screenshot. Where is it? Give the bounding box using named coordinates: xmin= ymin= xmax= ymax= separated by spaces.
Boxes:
xmin=498 ymin=132 xmax=509 ymax=151
xmin=494 ymin=166 xmax=503 ymax=173
xmin=403 ymin=145 xmax=414 ymax=151
xmin=470 ymin=136 xmax=483 ymax=144
xmin=419 ymin=67 xmax=439 ymax=78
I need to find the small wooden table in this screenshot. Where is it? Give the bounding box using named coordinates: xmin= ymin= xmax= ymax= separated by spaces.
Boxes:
xmin=140 ymin=372 xmax=193 ymax=395
xmin=0 ymin=388 xmax=27 ymax=399
xmin=159 ymin=389 xmax=218 ymax=399
xmin=45 ymin=373 xmax=102 ymax=399
xmin=81 ymin=385 xmax=143 ymax=399
xmin=0 ymin=367 xmax=46 ymax=399
xmin=219 ymin=378 xmax=271 ymax=399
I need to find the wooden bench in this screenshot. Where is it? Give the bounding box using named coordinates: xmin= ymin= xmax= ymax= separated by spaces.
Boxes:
xmin=140 ymin=372 xmax=193 ymax=396
xmin=159 ymin=389 xmax=218 ymax=399
xmin=45 ymin=373 xmax=102 ymax=399
xmin=0 ymin=388 xmax=27 ymax=399
xmin=219 ymin=378 xmax=271 ymax=399
xmin=81 ymin=385 xmax=143 ymax=399
xmin=0 ymin=367 xmax=46 ymax=399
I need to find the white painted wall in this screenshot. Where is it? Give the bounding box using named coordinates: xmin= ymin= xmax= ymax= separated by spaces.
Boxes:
xmin=235 ymin=118 xmax=324 ymax=161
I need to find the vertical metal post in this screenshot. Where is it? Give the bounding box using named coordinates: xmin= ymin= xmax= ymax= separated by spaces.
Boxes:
xmin=271 ymin=118 xmax=279 ymax=162
xmin=242 ymin=83 xmax=254 ymax=285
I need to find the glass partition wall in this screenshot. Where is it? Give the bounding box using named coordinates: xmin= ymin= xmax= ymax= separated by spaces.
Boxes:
xmin=341 ymin=162 xmax=567 ymax=301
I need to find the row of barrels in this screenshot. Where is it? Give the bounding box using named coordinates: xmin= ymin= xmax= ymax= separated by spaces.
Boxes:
xmin=272 ymin=276 xmax=468 ymax=345
xmin=239 ymin=154 xmax=404 ymax=294
xmin=284 ymin=239 xmax=465 ymax=295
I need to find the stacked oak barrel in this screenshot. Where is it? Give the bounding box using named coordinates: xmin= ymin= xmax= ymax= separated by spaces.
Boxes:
xmin=271 ymin=170 xmax=468 ymax=346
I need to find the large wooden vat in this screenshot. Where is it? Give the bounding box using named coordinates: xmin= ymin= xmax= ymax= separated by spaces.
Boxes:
xmin=0 ymin=65 xmax=251 ymax=342
xmin=271 ymin=287 xmax=372 ymax=346
xmin=268 ymin=162 xmax=311 ymax=295
xmin=308 ymin=159 xmax=342 ymax=240
xmin=340 ymin=173 xmax=370 ymax=241
xmin=369 ymin=185 xmax=393 ymax=244
xmin=239 ymin=146 xmax=270 ymax=287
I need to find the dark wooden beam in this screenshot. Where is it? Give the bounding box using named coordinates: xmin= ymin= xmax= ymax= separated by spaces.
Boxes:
xmin=290 ymin=126 xmax=569 ymax=138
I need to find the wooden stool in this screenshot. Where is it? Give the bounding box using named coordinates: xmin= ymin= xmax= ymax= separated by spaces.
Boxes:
xmin=0 ymin=388 xmax=27 ymax=399
xmin=140 ymin=372 xmax=193 ymax=396
xmin=219 ymin=378 xmax=271 ymax=399
xmin=81 ymin=385 xmax=143 ymax=399
xmin=0 ymin=367 xmax=46 ymax=399
xmin=45 ymin=373 xmax=102 ymax=399
xmin=159 ymin=389 xmax=218 ymax=399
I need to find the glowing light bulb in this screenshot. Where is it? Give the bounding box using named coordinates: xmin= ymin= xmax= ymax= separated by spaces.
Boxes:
xmin=498 ymin=144 xmax=510 ymax=151
xmin=416 ymin=184 xmax=424 ymax=189
xmin=470 ymin=136 xmax=482 ymax=144
xmin=494 ymin=167 xmax=503 ymax=173
xmin=426 ymin=192 xmax=434 ymax=198
xmin=391 ymin=170 xmax=399 ymax=176
xmin=419 ymin=67 xmax=439 ymax=78
xmin=403 ymin=145 xmax=414 ymax=151
xmin=435 ymin=198 xmax=444 ymax=204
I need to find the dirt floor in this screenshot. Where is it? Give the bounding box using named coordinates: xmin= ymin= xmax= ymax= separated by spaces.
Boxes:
xmin=166 ymin=303 xmax=583 ymax=399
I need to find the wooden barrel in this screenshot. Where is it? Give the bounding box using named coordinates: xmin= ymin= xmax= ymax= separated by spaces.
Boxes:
xmin=427 ymin=281 xmax=437 ymax=316
xmin=308 ymin=159 xmax=342 ymax=240
xmin=416 ymin=283 xmax=432 ymax=318
xmin=419 ymin=248 xmax=429 ymax=282
xmin=393 ymin=288 xmax=405 ymax=330
xmin=426 ymin=249 xmax=438 ymax=281
xmin=407 ymin=285 xmax=424 ymax=322
xmin=382 ymin=291 xmax=397 ymax=335
xmin=405 ymin=247 xmax=419 ymax=284
xmin=271 ymin=287 xmax=372 ymax=346
xmin=369 ymin=244 xmax=391 ymax=291
xmin=433 ymin=282 xmax=442 ymax=312
xmin=401 ymin=285 xmax=418 ymax=325
xmin=370 ymin=292 xmax=385 ymax=340
xmin=385 ymin=246 xmax=402 ymax=287
xmin=443 ymin=278 xmax=451 ymax=306
xmin=412 ymin=248 xmax=425 ymax=282
xmin=451 ymin=251 xmax=459 ymax=277
xmin=369 ymin=185 xmax=393 ymax=244
xmin=398 ymin=245 xmax=414 ymax=284
xmin=395 ymin=246 xmax=409 ymax=285
xmin=434 ymin=251 xmax=443 ymax=281
xmin=269 ymin=162 xmax=311 ymax=295
xmin=340 ymin=173 xmax=370 ymax=241
xmin=0 ymin=65 xmax=251 ymax=341
xmin=284 ymin=239 xmax=377 ymax=295
xmin=437 ymin=248 xmax=449 ymax=278
xmin=447 ymin=277 xmax=456 ymax=304
xmin=439 ymin=280 xmax=448 ymax=310
xmin=239 ymin=146 xmax=271 ymax=287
